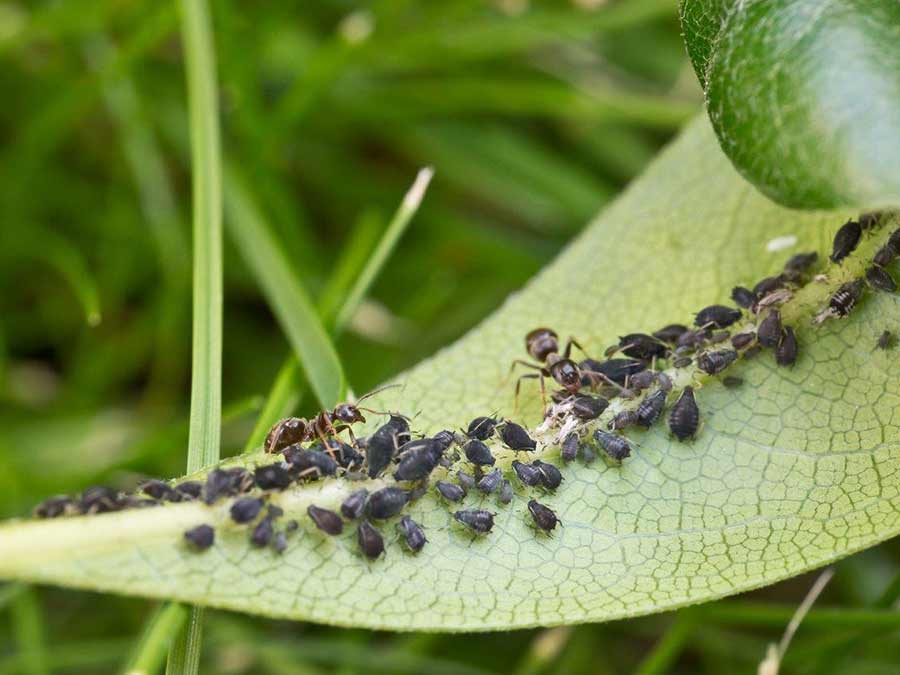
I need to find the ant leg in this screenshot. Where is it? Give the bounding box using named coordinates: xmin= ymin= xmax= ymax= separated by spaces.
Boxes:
xmin=509 ymin=359 xmax=545 ymax=380
xmin=562 ymin=337 xmax=589 ymax=360
xmin=514 ymin=373 xmax=540 ymax=414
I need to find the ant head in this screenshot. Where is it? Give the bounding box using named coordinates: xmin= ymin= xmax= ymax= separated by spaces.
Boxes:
xmin=550 ymin=359 xmax=581 ymax=392
xmin=333 ymin=403 xmax=365 ymax=425
xmin=526 ymin=327 xmax=559 ymax=362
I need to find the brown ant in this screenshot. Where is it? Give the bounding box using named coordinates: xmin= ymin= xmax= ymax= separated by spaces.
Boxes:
xmin=510 ymin=328 xmax=587 ymax=411
xmin=264 ymin=384 xmax=401 ymax=453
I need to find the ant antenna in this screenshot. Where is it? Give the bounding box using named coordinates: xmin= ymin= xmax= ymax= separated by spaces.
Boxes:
xmin=354 ymin=382 xmax=403 ymax=405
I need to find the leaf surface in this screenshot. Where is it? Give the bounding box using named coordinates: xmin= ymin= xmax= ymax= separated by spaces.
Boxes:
xmin=3 ymin=118 xmax=899 ymax=631
xmin=681 ymin=0 xmax=900 ymax=209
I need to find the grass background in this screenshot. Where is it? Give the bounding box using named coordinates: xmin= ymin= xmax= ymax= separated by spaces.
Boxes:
xmin=2 ymin=0 xmax=900 ymax=672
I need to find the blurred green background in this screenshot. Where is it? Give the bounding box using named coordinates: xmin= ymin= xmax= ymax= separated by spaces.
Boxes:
xmin=2 ymin=0 xmax=900 ymax=673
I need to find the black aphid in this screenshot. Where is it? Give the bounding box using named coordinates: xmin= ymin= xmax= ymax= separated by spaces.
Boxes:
xmin=176 ymin=481 xmax=203 ymax=500
xmin=859 ymin=211 xmax=883 ymax=229
xmin=673 ymin=356 xmax=693 ymax=368
xmin=341 ymin=489 xmax=369 ymax=520
xmin=397 ymin=515 xmax=426 ymax=553
xmin=254 ymin=463 xmax=293 ymax=490
xmin=357 ymin=520 xmax=385 ymax=560
xmin=34 ymin=495 xmax=76 ymax=518
xmin=889 ymin=228 xmax=900 ymax=251
xmin=866 ymin=266 xmax=897 ymax=293
xmin=393 ymin=438 xmax=443 ymax=481
xmin=534 ymin=460 xmax=563 ymax=490
xmin=757 ymin=309 xmax=782 ymax=348
xmin=272 ymin=532 xmax=288 ymax=554
xmin=141 ymin=480 xmax=179 ymax=502
xmin=571 ymin=395 xmax=609 ymax=421
xmin=580 ymin=444 xmax=596 ymax=464
xmin=561 ymin=432 xmax=579 ymax=463
xmin=709 ymin=330 xmax=731 ymax=344
xmin=283 ymin=446 xmax=338 ymax=478
xmin=723 ymin=376 xmax=743 ymax=388
xmin=669 ymin=386 xmax=700 ymax=441
xmin=743 ymin=345 xmax=763 ymax=359
xmin=432 ymin=429 xmax=457 ymax=450
xmin=454 ymin=509 xmax=494 ymax=534
xmin=267 ymin=504 xmax=284 ymax=520
xmin=784 ymin=251 xmax=818 ymax=274
xmin=527 ymin=499 xmax=559 ymax=533
xmin=657 ymin=372 xmax=673 ymax=393
xmin=608 ymin=409 xmax=638 ymax=431
xmin=581 ymin=358 xmax=646 ymax=386
xmin=636 ymin=389 xmax=667 ymax=427
xmin=436 ymin=480 xmax=465 ymax=502
xmin=467 ymin=416 xmax=498 ymax=440
xmin=81 ymin=486 xmax=123 ymax=514
xmin=499 ymin=421 xmax=537 ymax=451
xmin=695 ymin=305 xmax=742 ymax=329
xmin=366 ymin=487 xmax=409 ymax=520
xmin=478 ymin=468 xmax=503 ymax=494
xmin=184 ymin=524 xmax=214 ymax=550
xmin=319 ymin=438 xmax=363 ymax=469
xmin=697 ymin=349 xmax=738 ymax=375
xmin=366 ymin=416 xmax=409 ymax=478
xmin=464 ymin=439 xmax=495 ymax=466
xmin=653 ymin=324 xmax=690 ymax=344
xmin=593 ymin=430 xmax=631 ymax=461
xmin=204 ymin=467 xmax=253 ymax=504
xmin=230 ymin=497 xmax=264 ymax=524
xmin=752 ymin=276 xmax=784 ymax=300
xmin=308 ymin=505 xmax=343 ymax=536
xmin=874 ymin=244 xmax=896 ymax=268
xmin=618 ymin=333 xmax=667 ymax=360
xmin=877 ymin=330 xmax=893 ymax=350
xmin=830 ymin=279 xmax=866 ymax=317
xmin=251 ymin=516 xmax=274 ymax=547
xmin=731 ymin=332 xmax=756 ymax=350
xmin=512 ymin=459 xmax=543 ymax=487
xmin=457 ymin=470 xmax=476 ymax=492
xmin=628 ymin=370 xmax=657 ymax=392
xmin=731 ymin=286 xmax=756 ymax=309
xmin=775 ymin=327 xmax=798 ymax=367
xmin=499 ymin=480 xmax=513 ymax=505
xmin=830 ymin=219 xmax=862 ymax=263
xmin=124 ymin=496 xmax=160 ymax=509
xmin=677 ymin=328 xmax=710 ymax=350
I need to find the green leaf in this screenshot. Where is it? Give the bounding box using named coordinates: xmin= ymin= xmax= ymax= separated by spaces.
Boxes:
xmin=680 ymin=0 xmax=900 ymax=209
xmin=2 ymin=117 xmax=898 ymax=631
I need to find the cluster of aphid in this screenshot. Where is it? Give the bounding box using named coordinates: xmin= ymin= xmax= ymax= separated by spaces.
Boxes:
xmin=32 ymin=210 xmax=898 ymax=563
xmin=528 ymin=210 xmax=898 ymax=459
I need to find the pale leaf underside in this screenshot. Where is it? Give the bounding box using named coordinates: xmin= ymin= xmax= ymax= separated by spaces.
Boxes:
xmin=1 ymin=117 xmax=898 ymax=631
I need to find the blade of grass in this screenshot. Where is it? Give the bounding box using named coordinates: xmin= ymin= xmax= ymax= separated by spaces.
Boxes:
xmin=224 ymin=164 xmax=345 ymax=409
xmin=242 ymin=168 xmax=433 ymax=452
xmin=167 ymin=0 xmax=223 ymax=671
xmin=334 ymin=167 xmax=434 ymax=331
xmin=166 ymin=607 xmax=204 ymax=675
xmin=123 ymin=604 xmax=189 ymax=675
xmin=634 ymin=614 xmax=696 ymax=675
xmin=11 ymin=587 xmax=48 ymax=675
